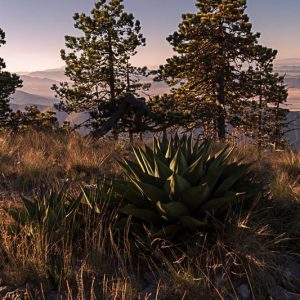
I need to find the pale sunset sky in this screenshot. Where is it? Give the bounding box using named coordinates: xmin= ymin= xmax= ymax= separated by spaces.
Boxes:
xmin=0 ymin=0 xmax=299 ymax=72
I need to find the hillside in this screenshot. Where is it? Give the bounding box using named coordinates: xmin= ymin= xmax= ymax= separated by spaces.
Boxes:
xmin=11 ymin=90 xmax=58 ymax=106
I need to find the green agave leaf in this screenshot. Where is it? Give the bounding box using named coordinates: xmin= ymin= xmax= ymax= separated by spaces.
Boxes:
xmin=134 ymin=181 xmax=169 ymax=203
xmin=214 ymin=164 xmax=250 ymax=197
xmin=170 ymin=149 xmax=188 ymax=174
xmin=185 ymin=134 xmax=193 ymax=162
xmin=174 ymin=133 xmax=180 ymax=147
xmin=161 ymin=131 xmax=169 ymax=153
xmin=181 ymin=183 xmax=211 ymax=210
xmin=121 ymin=205 xmax=162 ymax=224
xmin=112 ymin=181 xmax=148 ymax=207
xmin=200 ymin=195 xmax=237 ymax=212
xmin=192 ymin=139 xmax=211 ymax=162
xmin=132 ymin=145 xmax=147 ymax=173
xmin=183 ymin=154 xmax=205 ymax=185
xmin=204 ymin=159 xmax=228 ymax=191
xmin=145 ymin=145 xmax=155 ymax=165
xmin=179 ymin=216 xmax=208 ymax=228
xmin=153 ymin=137 xmax=161 ymax=154
xmin=152 ymin=137 xmax=169 ymax=165
xmin=206 ymin=148 xmax=228 ymax=173
xmin=165 ymin=138 xmax=175 ymax=159
xmin=118 ymin=159 xmax=156 ymax=185
xmin=154 ymin=156 xmax=172 ymax=180
xmin=21 ymin=196 xmax=37 ymax=219
xmin=156 ymin=201 xmax=189 ymax=218
xmin=137 ymin=145 xmax=154 ymax=176
xmin=214 ymin=146 xmax=234 ymax=164
xmin=221 ymin=162 xmax=250 ymax=178
xmin=167 ymin=173 xmax=192 ymax=197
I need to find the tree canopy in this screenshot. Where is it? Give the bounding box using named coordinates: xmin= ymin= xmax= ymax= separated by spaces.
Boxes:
xmin=157 ymin=0 xmax=288 ymax=144
xmin=53 ymin=0 xmax=150 ymax=137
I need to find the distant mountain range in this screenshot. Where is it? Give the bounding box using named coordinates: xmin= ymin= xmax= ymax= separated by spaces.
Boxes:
xmin=12 ymin=63 xmax=300 ymax=108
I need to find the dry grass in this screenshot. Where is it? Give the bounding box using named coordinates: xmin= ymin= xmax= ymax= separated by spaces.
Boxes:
xmin=0 ymin=130 xmax=123 ymax=193
xmin=0 ymin=132 xmax=299 ymax=299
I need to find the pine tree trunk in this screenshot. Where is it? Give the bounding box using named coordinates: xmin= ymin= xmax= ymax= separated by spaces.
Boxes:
xmin=108 ymin=31 xmax=118 ymax=140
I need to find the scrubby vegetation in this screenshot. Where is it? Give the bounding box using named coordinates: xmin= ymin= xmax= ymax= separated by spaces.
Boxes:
xmin=0 ymin=131 xmax=299 ymax=299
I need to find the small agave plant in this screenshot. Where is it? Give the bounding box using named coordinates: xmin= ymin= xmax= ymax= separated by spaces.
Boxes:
xmin=114 ymin=134 xmax=259 ymax=238
xmin=5 ymin=186 xmax=82 ymax=241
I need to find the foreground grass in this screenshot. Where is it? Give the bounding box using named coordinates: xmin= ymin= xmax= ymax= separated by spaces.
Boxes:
xmin=0 ymin=132 xmax=299 ymax=299
xmin=0 ymin=130 xmax=124 ymax=193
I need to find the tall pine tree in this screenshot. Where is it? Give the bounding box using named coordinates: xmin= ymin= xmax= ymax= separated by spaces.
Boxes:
xmin=53 ymin=0 xmax=149 ymax=137
xmin=0 ymin=28 xmax=22 ymax=129
xmin=158 ymin=0 xmax=286 ymax=141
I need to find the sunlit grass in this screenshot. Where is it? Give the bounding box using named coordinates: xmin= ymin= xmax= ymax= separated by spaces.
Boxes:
xmin=0 ymin=132 xmax=299 ymax=299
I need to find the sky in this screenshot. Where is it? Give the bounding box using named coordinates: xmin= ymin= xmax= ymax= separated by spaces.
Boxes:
xmin=0 ymin=0 xmax=299 ymax=72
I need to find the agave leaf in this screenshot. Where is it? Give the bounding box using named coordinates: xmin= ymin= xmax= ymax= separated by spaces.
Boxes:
xmin=183 ymin=154 xmax=205 ymax=185
xmin=200 ymin=195 xmax=237 ymax=212
xmin=170 ymin=149 xmax=188 ymax=174
xmin=137 ymin=145 xmax=154 ymax=176
xmin=134 ymin=181 xmax=169 ymax=203
xmin=221 ymin=162 xmax=249 ymax=178
xmin=174 ymin=133 xmax=180 ymax=147
xmin=167 ymin=173 xmax=191 ymax=197
xmin=121 ymin=205 xmax=162 ymax=224
xmin=214 ymin=146 xmax=234 ymax=164
xmin=153 ymin=137 xmax=161 ymax=154
xmin=166 ymin=138 xmax=175 ymax=159
xmin=132 ymin=146 xmax=147 ymax=173
xmin=179 ymin=216 xmax=208 ymax=228
xmin=204 ymin=163 xmax=227 ymax=191
xmin=21 ymin=196 xmax=36 ymax=219
xmin=185 ymin=134 xmax=193 ymax=162
xmin=214 ymin=164 xmax=249 ymax=197
xmin=192 ymin=139 xmax=211 ymax=162
xmin=118 ymin=159 xmax=156 ymax=185
xmin=145 ymin=145 xmax=155 ymax=165
xmin=154 ymin=156 xmax=172 ymax=180
xmin=181 ymin=183 xmax=211 ymax=210
xmin=156 ymin=201 xmax=189 ymax=218
xmin=161 ymin=131 xmax=169 ymax=153
xmin=112 ymin=181 xmax=148 ymax=207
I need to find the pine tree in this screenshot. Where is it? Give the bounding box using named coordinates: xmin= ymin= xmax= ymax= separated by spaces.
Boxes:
xmin=52 ymin=0 xmax=149 ymax=137
xmin=232 ymin=46 xmax=288 ymax=149
xmin=0 ymin=28 xmax=22 ymax=128
xmin=158 ymin=0 xmax=267 ymax=140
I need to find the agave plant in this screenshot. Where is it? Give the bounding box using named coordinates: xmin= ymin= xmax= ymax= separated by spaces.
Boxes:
xmin=5 ymin=186 xmax=82 ymax=241
xmin=114 ymin=134 xmax=259 ymax=237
